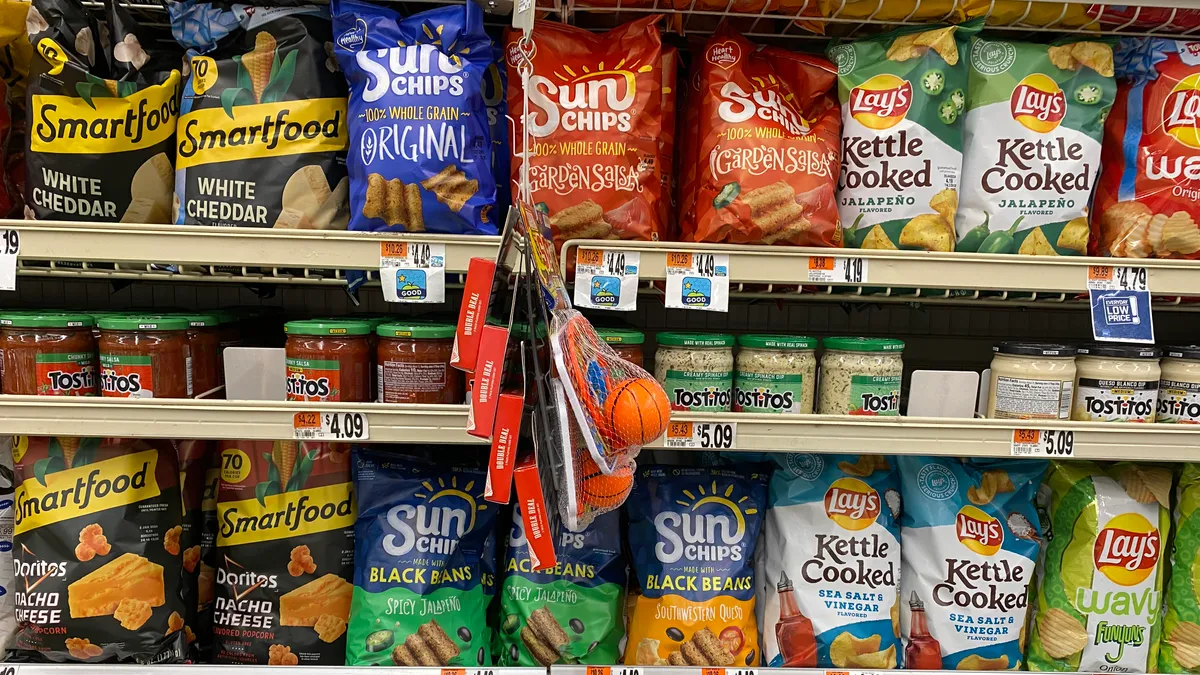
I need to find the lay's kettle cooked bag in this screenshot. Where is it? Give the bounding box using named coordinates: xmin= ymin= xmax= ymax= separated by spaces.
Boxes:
xmin=1029 ymin=461 xmax=1171 ymax=673
xmin=898 ymin=456 xmax=1046 ymax=671
xmin=758 ymin=454 xmax=901 ymax=669
xmin=624 ymin=465 xmax=767 ymax=667
xmin=169 ymin=2 xmax=349 ymax=229
xmin=956 ymin=37 xmax=1115 ymax=255
xmin=1162 ymin=464 xmax=1200 ymax=673
xmin=25 ymin=0 xmax=180 ymax=223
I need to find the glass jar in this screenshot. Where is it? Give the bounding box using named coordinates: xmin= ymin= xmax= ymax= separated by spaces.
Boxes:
xmin=1158 ymin=345 xmax=1200 ymax=424
xmin=376 ymin=321 xmax=463 ymax=404
xmin=98 ymin=315 xmax=192 ymax=398
xmin=654 ymin=332 xmax=734 ymax=412
xmin=735 ymin=334 xmax=818 ymax=414
xmin=1072 ymin=343 xmax=1161 ymax=422
xmin=987 ymin=342 xmax=1077 ymax=419
xmin=1 ymin=312 xmax=97 ymax=396
xmin=146 ymin=314 xmax=222 ymax=397
xmin=284 ymin=320 xmax=372 ymax=402
xmin=818 ymin=337 xmax=904 ymax=415
xmin=596 ymin=328 xmax=645 ymax=368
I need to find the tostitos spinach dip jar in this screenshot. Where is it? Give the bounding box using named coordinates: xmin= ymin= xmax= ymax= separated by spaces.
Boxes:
xmin=734 ymin=334 xmax=818 ymax=414
xmin=654 ymin=332 xmax=734 ymax=412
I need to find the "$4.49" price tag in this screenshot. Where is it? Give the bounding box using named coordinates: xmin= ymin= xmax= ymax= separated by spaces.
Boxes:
xmin=293 ymin=411 xmax=370 ymax=441
xmin=665 ymin=421 xmax=736 ymax=449
xmin=574 ymin=248 xmax=640 ymax=311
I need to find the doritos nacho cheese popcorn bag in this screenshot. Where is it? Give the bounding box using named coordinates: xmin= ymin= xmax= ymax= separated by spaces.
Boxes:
xmin=25 ymin=0 xmax=180 ymax=223
xmin=170 ymin=2 xmax=349 ymax=230
xmin=624 ymin=465 xmax=767 ymax=667
xmin=332 ymin=0 xmax=496 ymax=235
xmin=11 ymin=437 xmax=188 ymax=663
xmin=691 ymin=27 xmax=842 ymax=247
xmin=505 ymin=17 xmax=665 ymax=251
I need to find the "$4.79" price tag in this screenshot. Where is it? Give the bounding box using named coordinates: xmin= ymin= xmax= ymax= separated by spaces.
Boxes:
xmin=665 ymin=421 xmax=736 ymax=449
xmin=293 ymin=411 xmax=370 ymax=441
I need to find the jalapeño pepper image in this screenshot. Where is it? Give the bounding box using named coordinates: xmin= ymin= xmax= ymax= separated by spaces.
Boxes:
xmin=977 ymin=216 xmax=1024 ymax=254
xmin=956 ymin=213 xmax=990 ymax=252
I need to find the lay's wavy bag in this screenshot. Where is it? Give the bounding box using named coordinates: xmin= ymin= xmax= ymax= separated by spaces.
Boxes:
xmin=1029 ymin=461 xmax=1171 ymax=673
xmin=758 ymin=454 xmax=901 ymax=669
xmin=1162 ymin=464 xmax=1200 ymax=673
xmin=624 ymin=465 xmax=767 ymax=667
xmin=332 ymin=0 xmax=497 ymax=235
xmin=899 ymin=456 xmax=1046 ymax=671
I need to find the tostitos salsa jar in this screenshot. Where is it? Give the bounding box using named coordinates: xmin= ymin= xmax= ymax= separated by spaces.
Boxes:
xmin=98 ymin=315 xmax=192 ymax=398
xmin=284 ymin=320 xmax=372 ymax=402
xmin=1 ymin=312 xmax=97 ymax=396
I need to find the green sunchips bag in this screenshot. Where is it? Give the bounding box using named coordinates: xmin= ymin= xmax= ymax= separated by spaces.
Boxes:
xmin=494 ymin=505 xmax=624 ymax=666
xmin=1162 ymin=464 xmax=1200 ymax=672
xmin=1029 ymin=461 xmax=1171 ymax=672
xmin=827 ymin=22 xmax=978 ymax=252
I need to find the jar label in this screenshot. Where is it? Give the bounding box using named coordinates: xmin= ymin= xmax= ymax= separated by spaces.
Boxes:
xmin=379 ymin=360 xmax=448 ymax=404
xmin=35 ymin=352 xmax=95 ymax=396
xmin=993 ymin=376 xmax=1072 ymax=420
xmin=1073 ymin=378 xmax=1157 ymax=422
xmin=663 ymin=369 xmax=732 ymax=412
xmin=1157 ymin=379 xmax=1200 ymax=423
xmin=286 ymin=357 xmax=341 ymax=402
xmin=100 ymin=353 xmax=153 ymax=398
xmin=849 ymin=375 xmax=900 ymax=415
xmin=734 ymin=372 xmax=803 ymax=413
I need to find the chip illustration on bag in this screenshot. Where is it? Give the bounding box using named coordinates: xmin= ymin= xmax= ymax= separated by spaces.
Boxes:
xmin=1162 ymin=464 xmax=1200 ymax=672
xmin=1029 ymin=461 xmax=1170 ymax=672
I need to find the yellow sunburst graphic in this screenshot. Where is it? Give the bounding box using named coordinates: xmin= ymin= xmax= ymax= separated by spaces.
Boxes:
xmin=675 ymin=481 xmax=758 ymax=541
xmin=415 ymin=475 xmax=487 ymax=533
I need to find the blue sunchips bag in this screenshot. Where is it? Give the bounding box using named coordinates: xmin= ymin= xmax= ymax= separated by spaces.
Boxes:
xmin=347 ymin=449 xmax=499 ymax=666
xmin=484 ymin=42 xmax=509 ymax=221
xmin=331 ymin=0 xmax=497 ymax=234
xmin=898 ymin=456 xmax=1047 ymax=671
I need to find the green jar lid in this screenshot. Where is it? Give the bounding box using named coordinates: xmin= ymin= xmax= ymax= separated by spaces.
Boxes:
xmin=98 ymin=315 xmax=191 ymax=331
xmin=597 ymin=328 xmax=645 ymax=345
xmin=144 ymin=313 xmax=222 ymax=328
xmin=285 ymin=320 xmax=373 ymax=336
xmin=0 ymin=312 xmax=95 ymax=328
xmin=208 ymin=310 xmax=237 ymax=324
xmin=377 ymin=321 xmax=456 ymax=339
xmin=656 ymin=332 xmax=735 ymax=348
xmin=823 ymin=336 xmax=905 ymax=352
xmin=738 ymin=334 xmax=818 ymax=350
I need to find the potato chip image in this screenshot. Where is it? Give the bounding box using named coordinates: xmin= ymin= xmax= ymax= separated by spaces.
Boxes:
xmin=1100 ymin=200 xmax=1152 ymax=257
xmin=838 ymin=455 xmax=887 ymax=477
xmin=1169 ymin=622 xmax=1200 ymax=670
xmin=1071 ymin=41 xmax=1114 ymax=77
xmin=1038 ymin=607 xmax=1088 ymax=659
xmin=967 ymin=485 xmax=992 ymax=505
xmin=862 ymin=224 xmax=899 ymax=250
xmin=891 ymin=595 xmax=899 ymax=637
xmin=1117 ymin=465 xmax=1171 ymax=508
xmin=1018 ymin=227 xmax=1058 ymax=255
xmin=830 ymin=631 xmax=881 ymax=667
xmin=635 ymin=637 xmax=661 ymax=665
xmin=930 ymin=189 xmax=957 ymax=224
xmin=1048 ymin=44 xmax=1079 ymax=71
xmin=981 ymin=469 xmax=1015 ymax=495
xmin=914 ymin=26 xmax=958 ymax=65
xmin=958 ymin=653 xmax=1011 ymax=670
xmin=850 ymin=644 xmax=896 ymax=669
xmin=1160 ymin=211 xmax=1200 ymax=255
xmin=886 ymin=33 xmax=924 ymax=62
xmin=899 ymin=214 xmax=954 ymax=252
xmin=1056 ymin=217 xmax=1089 ymax=254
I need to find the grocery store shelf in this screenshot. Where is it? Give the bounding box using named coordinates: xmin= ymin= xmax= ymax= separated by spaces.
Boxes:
xmin=13 ymin=667 xmax=542 ymax=675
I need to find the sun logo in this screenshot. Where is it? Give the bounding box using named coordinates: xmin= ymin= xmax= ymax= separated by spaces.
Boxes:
xmin=384 ymin=475 xmax=487 ymax=556
xmin=526 ymin=56 xmax=653 ymax=137
xmin=824 ymin=477 xmax=881 ymax=531
xmin=1094 ymin=512 xmax=1160 ymax=586
xmin=955 ymin=505 xmax=1004 ymax=556
xmin=653 ymin=480 xmax=759 ymax=564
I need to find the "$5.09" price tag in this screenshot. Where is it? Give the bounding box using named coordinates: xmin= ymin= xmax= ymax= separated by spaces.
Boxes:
xmin=0 ymin=229 xmax=18 ymax=292
xmin=293 ymin=411 xmax=370 ymax=441
xmin=380 ymin=241 xmax=445 ymax=303
xmin=574 ymin=248 xmax=640 ymax=311
xmin=664 ymin=252 xmax=729 ymax=312
xmin=1010 ymin=429 xmax=1074 ymax=457
xmin=665 ymin=421 xmax=736 ymax=449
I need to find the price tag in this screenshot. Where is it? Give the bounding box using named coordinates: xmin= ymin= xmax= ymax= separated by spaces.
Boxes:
xmin=664 ymin=252 xmax=729 ymax=312
xmin=0 ymin=229 xmax=18 ymax=292
xmin=574 ymin=248 xmax=639 ymax=311
xmin=1011 ymin=429 xmax=1074 ymax=457
xmin=807 ymin=256 xmax=868 ymax=284
xmin=1087 ymin=265 xmax=1153 ymax=344
xmin=664 ymin=421 xmax=736 ymax=449
xmin=701 ymin=669 xmax=727 ymax=675
xmin=292 ymin=411 xmax=370 ymax=441
xmin=380 ymin=241 xmax=445 ymax=303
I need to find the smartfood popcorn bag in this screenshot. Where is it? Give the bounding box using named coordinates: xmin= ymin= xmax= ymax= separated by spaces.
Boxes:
xmin=1162 ymin=464 xmax=1200 ymax=672
xmin=1029 ymin=461 xmax=1171 ymax=673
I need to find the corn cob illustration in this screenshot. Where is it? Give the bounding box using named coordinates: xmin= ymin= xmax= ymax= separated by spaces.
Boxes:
xmin=104 ymin=80 xmax=118 ymax=97
xmin=273 ymin=440 xmax=297 ymax=487
xmin=59 ymin=437 xmax=80 ymax=469
xmin=244 ymin=31 xmax=276 ymax=103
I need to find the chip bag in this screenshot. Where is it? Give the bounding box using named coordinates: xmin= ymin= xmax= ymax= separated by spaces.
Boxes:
xmin=1093 ymin=39 xmax=1200 ymax=259
xmin=829 ymin=24 xmax=977 ymax=252
xmin=898 ymin=456 xmax=1046 ymax=671
xmin=758 ymin=453 xmax=901 ymax=668
xmin=485 ymin=42 xmax=510 ymax=221
xmin=1029 ymin=461 xmax=1170 ymax=673
xmin=956 ymin=37 xmax=1115 ymax=256
xmin=624 ymin=465 xmax=767 ymax=667
xmin=692 ymin=26 xmax=841 ymax=247
xmin=1162 ymin=463 xmax=1200 ymax=672
xmin=332 ymin=0 xmax=495 ymax=234
xmin=505 ymin=17 xmax=664 ymax=251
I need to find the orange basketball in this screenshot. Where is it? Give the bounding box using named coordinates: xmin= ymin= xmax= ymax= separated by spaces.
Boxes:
xmin=603 ymin=376 xmax=671 ymax=447
xmin=579 ymin=455 xmax=634 ymax=510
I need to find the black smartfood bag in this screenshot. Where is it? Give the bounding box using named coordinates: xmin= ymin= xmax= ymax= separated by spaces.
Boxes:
xmin=25 ymin=0 xmax=180 ymax=223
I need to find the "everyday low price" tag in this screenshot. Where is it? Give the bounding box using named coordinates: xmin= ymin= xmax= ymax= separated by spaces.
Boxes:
xmin=664 ymin=252 xmax=729 ymax=312
xmin=1087 ymin=265 xmax=1153 ymax=344
xmin=380 ymin=241 xmax=445 ymax=303
xmin=574 ymin=248 xmax=639 ymax=311
xmin=664 ymin=421 xmax=736 ymax=449
xmin=293 ymin=411 xmax=370 ymax=441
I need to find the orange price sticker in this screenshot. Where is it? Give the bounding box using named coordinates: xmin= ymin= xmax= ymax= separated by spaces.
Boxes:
xmin=702 ymin=669 xmax=726 ymax=675
xmin=587 ymin=667 xmax=612 ymax=675
xmin=667 ymin=421 xmax=694 ymax=438
xmin=1013 ymin=429 xmax=1038 ymax=445
xmin=1088 ymin=265 xmax=1113 ymax=282
xmin=380 ymin=241 xmax=408 ymax=259
xmin=440 ymin=669 xmax=466 ymax=675
xmin=666 ymin=252 xmax=693 ymax=269
xmin=826 ymin=671 xmax=851 ymax=675
xmin=809 ymin=256 xmax=835 ymax=271
xmin=578 ymin=249 xmax=603 ymax=267
xmin=293 ymin=412 xmax=320 ymax=429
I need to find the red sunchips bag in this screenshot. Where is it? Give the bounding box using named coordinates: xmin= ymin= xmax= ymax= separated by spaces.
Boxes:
xmin=692 ymin=26 xmax=842 ymax=246
xmin=677 ymin=56 xmax=703 ymax=242
xmin=1093 ymin=39 xmax=1200 ymax=259
xmin=659 ymin=46 xmax=678 ymax=234
xmin=506 ymin=17 xmax=664 ymax=252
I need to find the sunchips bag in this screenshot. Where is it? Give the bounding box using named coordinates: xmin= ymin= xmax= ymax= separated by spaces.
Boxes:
xmin=956 ymin=37 xmax=1115 ymax=255
xmin=898 ymin=456 xmax=1046 ymax=671
xmin=1162 ymin=464 xmax=1200 ymax=672
xmin=169 ymin=2 xmax=348 ymax=229
xmin=333 ymin=0 xmax=495 ymax=234
xmin=213 ymin=441 xmax=355 ymax=665
xmin=624 ymin=465 xmax=767 ymax=667
xmin=485 ymin=42 xmax=510 ymax=221
xmin=1029 ymin=461 xmax=1171 ymax=672
xmin=828 ymin=24 xmax=976 ymax=252
xmin=758 ymin=454 xmax=901 ymax=668
xmin=495 ymin=505 xmax=624 ymax=666
xmin=11 ymin=437 xmax=188 ymax=663
xmin=1093 ymin=39 xmax=1200 ymax=259
xmin=692 ymin=27 xmax=841 ymax=247
xmin=25 ymin=0 xmax=180 ymax=223
xmin=347 ymin=449 xmax=498 ymax=667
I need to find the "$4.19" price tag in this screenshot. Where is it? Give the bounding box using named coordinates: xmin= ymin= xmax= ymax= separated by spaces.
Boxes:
xmin=1010 ymin=429 xmax=1074 ymax=457
xmin=665 ymin=421 xmax=736 ymax=449
xmin=0 ymin=229 xmax=18 ymax=292
xmin=293 ymin=411 xmax=370 ymax=441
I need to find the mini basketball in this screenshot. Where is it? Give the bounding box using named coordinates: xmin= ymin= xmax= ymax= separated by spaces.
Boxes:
xmin=603 ymin=376 xmax=670 ymax=447
xmin=579 ymin=454 xmax=634 ymax=510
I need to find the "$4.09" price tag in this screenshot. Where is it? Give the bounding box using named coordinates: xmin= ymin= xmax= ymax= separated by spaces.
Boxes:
xmin=1010 ymin=429 xmax=1074 ymax=457
xmin=293 ymin=411 xmax=370 ymax=441
xmin=665 ymin=421 xmax=736 ymax=449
